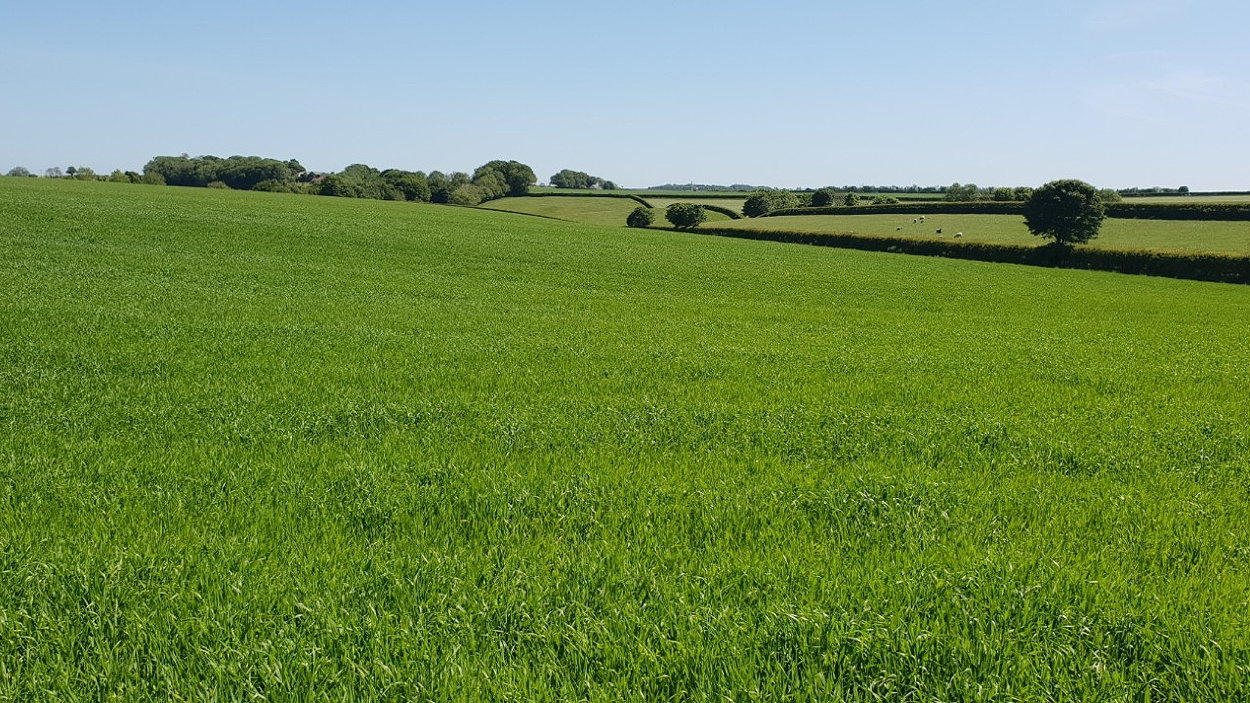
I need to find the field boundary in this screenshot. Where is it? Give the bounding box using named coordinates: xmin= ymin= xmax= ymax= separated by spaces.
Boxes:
xmin=769 ymin=202 xmax=1250 ymax=221
xmin=665 ymin=226 xmax=1250 ymax=284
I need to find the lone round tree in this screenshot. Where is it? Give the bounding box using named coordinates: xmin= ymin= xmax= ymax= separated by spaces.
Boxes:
xmin=1024 ymin=179 xmax=1106 ymax=246
xmin=665 ymin=203 xmax=706 ymax=230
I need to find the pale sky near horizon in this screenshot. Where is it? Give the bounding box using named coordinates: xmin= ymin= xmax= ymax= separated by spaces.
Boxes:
xmin=2 ymin=1 xmax=1247 ymax=190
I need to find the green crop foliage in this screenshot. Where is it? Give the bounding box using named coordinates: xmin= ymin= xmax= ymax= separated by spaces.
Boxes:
xmin=2 ymin=178 xmax=1250 ymax=700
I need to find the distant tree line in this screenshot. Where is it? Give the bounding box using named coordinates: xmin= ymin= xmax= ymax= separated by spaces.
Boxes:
xmin=140 ymin=155 xmax=304 ymax=190
xmin=14 ymin=154 xmax=541 ymax=207
xmin=5 ymin=165 xmax=154 ymax=182
xmin=549 ymin=169 xmax=617 ymax=190
xmin=1118 ymin=186 xmax=1190 ymax=196
xmin=797 ymin=184 xmax=947 ymax=194
xmin=943 ymin=182 xmax=1123 ymax=204
xmin=648 ymin=183 xmax=765 ymax=192
xmin=1 ymin=164 xmax=1212 ymax=209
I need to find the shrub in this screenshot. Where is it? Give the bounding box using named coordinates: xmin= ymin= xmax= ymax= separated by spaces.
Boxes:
xmin=206 ymin=180 xmax=230 ymax=189
xmin=381 ymin=170 xmax=431 ymax=202
xmin=665 ymin=203 xmax=706 ymax=229
xmin=626 ymin=206 xmax=654 ymax=228
xmin=253 ymin=179 xmax=299 ymax=193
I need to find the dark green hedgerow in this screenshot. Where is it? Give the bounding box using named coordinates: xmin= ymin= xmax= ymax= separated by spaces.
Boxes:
xmin=774 ymin=202 xmax=1250 ymax=221
xmin=680 ymin=227 xmax=1250 ymax=284
xmin=1107 ymin=202 xmax=1250 ymax=220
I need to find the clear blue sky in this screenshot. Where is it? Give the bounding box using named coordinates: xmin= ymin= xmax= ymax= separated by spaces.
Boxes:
xmin=3 ymin=0 xmax=1247 ymax=190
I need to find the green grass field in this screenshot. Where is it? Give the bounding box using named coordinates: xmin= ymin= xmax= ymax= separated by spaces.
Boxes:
xmin=713 ymin=213 xmax=1250 ymax=255
xmin=3 ymin=177 xmax=1250 ymax=700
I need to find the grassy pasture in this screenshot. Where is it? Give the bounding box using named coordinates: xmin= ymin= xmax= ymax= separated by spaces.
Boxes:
xmin=529 ymin=187 xmax=757 ymax=200
xmin=714 ymin=213 xmax=1250 ymax=255
xmin=480 ymin=196 xmax=734 ymax=226
xmin=3 ymin=178 xmax=1250 ymax=700
xmin=646 ymin=197 xmax=748 ymax=214
xmin=477 ymin=195 xmax=644 ymax=226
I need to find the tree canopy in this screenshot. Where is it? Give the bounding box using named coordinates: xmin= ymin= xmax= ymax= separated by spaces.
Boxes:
xmin=810 ymin=187 xmax=840 ymax=207
xmin=144 ymin=155 xmax=303 ymax=190
xmin=550 ymin=169 xmax=615 ymax=190
xmin=474 ymin=160 xmax=536 ymax=198
xmin=1023 ymin=179 xmax=1107 ymax=246
xmin=742 ymin=189 xmax=800 ymax=217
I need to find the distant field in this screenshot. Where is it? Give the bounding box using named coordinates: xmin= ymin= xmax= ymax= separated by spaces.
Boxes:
xmin=528 ymin=186 xmax=641 ymax=196
xmin=4 ymin=178 xmax=1250 ymax=699
xmin=646 ymin=197 xmax=748 ymax=213
xmin=530 ymin=187 xmax=756 ymax=200
xmin=714 ymin=213 xmax=1250 ymax=255
xmin=478 ymin=195 xmax=643 ymax=227
xmin=482 ymin=196 xmax=734 ymax=226
xmin=626 ymin=190 xmax=754 ymax=199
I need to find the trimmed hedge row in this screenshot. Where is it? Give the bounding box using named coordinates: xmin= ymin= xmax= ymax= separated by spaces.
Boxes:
xmin=1108 ymin=202 xmax=1250 ymax=220
xmin=770 ymin=201 xmax=1250 ymax=221
xmin=675 ymin=227 xmax=1250 ymax=284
